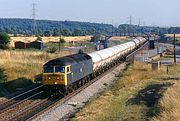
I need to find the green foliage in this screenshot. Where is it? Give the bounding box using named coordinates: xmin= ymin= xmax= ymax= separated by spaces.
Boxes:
xmin=0 ymin=32 xmax=10 ymax=49
xmin=2 ymin=18 xmax=180 ymax=36
xmin=0 ymin=68 xmax=7 ymax=84
xmin=52 ymin=28 xmax=59 ymax=36
xmin=44 ymin=30 xmax=51 ymax=37
xmin=60 ymin=38 xmax=66 ymax=43
xmin=72 ymin=28 xmax=82 ymax=36
xmin=78 ymin=49 xmax=84 ymax=54
xmin=168 ymin=27 xmax=180 ymax=34
xmin=61 ymin=29 xmax=70 ymax=36
xmin=117 ymin=24 xmax=169 ymax=35
xmin=47 ymin=47 xmax=57 ymax=53
xmin=36 ymin=36 xmax=42 ymax=41
xmin=0 ymin=18 xmax=113 ymax=36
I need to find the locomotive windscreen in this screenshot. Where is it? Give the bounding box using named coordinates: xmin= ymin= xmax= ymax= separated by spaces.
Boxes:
xmin=55 ymin=66 xmax=65 ymax=73
xmin=44 ymin=66 xmax=53 ymax=73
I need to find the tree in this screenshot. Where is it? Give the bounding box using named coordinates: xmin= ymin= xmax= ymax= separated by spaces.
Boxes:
xmin=43 ymin=30 xmax=51 ymax=37
xmin=36 ymin=36 xmax=42 ymax=41
xmin=0 ymin=32 xmax=10 ymax=49
xmin=72 ymin=28 xmax=82 ymax=36
xmin=60 ymin=38 xmax=66 ymax=43
xmin=52 ymin=28 xmax=59 ymax=36
xmin=61 ymin=29 xmax=70 ymax=36
xmin=37 ymin=29 xmax=44 ymax=37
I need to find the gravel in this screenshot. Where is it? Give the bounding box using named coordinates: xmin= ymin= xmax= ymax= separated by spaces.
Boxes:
xmin=34 ymin=63 xmax=127 ymax=121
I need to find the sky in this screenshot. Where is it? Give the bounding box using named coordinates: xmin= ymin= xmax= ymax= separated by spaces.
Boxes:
xmin=0 ymin=0 xmax=180 ymax=27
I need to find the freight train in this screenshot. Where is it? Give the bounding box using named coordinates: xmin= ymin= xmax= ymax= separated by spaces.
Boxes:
xmin=42 ymin=37 xmax=146 ymax=95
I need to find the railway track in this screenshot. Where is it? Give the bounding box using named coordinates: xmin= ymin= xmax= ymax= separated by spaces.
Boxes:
xmin=0 ymin=85 xmax=45 ymax=121
xmin=0 ymin=85 xmax=43 ymax=112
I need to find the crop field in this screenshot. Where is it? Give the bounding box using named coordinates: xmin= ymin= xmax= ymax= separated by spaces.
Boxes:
xmin=9 ymin=36 xmax=130 ymax=47
xmin=72 ymin=62 xmax=180 ymax=121
xmin=9 ymin=36 xmax=92 ymax=47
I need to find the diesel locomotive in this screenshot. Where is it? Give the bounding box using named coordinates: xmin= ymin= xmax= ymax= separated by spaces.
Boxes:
xmin=42 ymin=37 xmax=146 ymax=94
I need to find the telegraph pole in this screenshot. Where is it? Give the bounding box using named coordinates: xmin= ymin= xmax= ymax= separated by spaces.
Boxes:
xmin=59 ymin=21 xmax=62 ymax=53
xmin=174 ymin=34 xmax=176 ymax=64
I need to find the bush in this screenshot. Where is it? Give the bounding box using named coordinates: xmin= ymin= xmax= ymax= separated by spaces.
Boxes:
xmin=0 ymin=32 xmax=10 ymax=49
xmin=60 ymin=38 xmax=66 ymax=43
xmin=78 ymin=49 xmax=84 ymax=54
xmin=0 ymin=68 xmax=7 ymax=84
xmin=36 ymin=36 xmax=42 ymax=41
xmin=0 ymin=32 xmax=10 ymax=45
xmin=47 ymin=47 xmax=57 ymax=53
xmin=0 ymin=44 xmax=9 ymax=49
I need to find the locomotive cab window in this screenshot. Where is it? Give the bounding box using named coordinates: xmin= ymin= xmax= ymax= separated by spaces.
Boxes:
xmin=55 ymin=66 xmax=65 ymax=73
xmin=67 ymin=67 xmax=70 ymax=72
xmin=44 ymin=66 xmax=53 ymax=73
xmin=66 ymin=66 xmax=71 ymax=73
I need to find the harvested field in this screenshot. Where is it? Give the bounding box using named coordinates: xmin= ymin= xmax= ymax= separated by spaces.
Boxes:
xmin=9 ymin=36 xmax=91 ymax=47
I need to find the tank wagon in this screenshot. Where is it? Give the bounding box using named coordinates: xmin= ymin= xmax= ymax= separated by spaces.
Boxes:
xmin=42 ymin=37 xmax=146 ymax=94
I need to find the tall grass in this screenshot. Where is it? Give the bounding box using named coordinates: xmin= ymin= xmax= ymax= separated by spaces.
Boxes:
xmin=0 ymin=50 xmax=69 ymax=82
xmin=151 ymin=81 xmax=180 ymax=121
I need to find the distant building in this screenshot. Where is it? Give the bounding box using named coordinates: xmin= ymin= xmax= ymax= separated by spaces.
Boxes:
xmin=90 ymin=35 xmax=106 ymax=42
xmin=15 ymin=41 xmax=29 ymax=49
xmin=91 ymin=35 xmax=109 ymax=51
xmin=29 ymin=41 xmax=44 ymax=50
xmin=160 ymin=34 xmax=180 ymax=42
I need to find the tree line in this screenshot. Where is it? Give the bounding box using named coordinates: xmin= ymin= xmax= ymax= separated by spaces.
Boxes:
xmin=0 ymin=19 xmax=180 ymax=37
xmin=0 ymin=18 xmax=113 ymax=36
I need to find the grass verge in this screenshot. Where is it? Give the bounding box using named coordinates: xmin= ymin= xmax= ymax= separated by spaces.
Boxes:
xmin=71 ymin=61 xmax=180 ymax=121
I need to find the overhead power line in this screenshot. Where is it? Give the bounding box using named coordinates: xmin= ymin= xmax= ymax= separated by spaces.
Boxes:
xmin=32 ymin=3 xmax=37 ymax=36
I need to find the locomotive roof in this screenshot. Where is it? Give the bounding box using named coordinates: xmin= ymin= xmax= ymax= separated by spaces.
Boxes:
xmin=44 ymin=53 xmax=91 ymax=66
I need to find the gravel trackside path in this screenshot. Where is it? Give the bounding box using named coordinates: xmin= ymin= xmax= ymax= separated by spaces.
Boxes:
xmin=33 ymin=63 xmax=127 ymax=121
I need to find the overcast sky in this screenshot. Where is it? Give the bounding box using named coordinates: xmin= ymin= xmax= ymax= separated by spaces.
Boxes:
xmin=0 ymin=0 xmax=180 ymax=27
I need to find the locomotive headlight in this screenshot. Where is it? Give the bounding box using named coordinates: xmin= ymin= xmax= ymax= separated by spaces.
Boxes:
xmin=48 ymin=77 xmax=51 ymax=80
xmin=55 ymin=82 xmax=57 ymax=84
xmin=57 ymin=77 xmax=60 ymax=80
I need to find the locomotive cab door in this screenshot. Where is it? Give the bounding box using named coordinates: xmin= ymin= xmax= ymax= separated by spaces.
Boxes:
xmin=65 ymin=65 xmax=72 ymax=85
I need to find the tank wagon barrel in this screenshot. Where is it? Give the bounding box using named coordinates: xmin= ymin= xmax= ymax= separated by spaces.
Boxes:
xmin=42 ymin=37 xmax=146 ymax=95
xmin=88 ymin=37 xmax=145 ymax=72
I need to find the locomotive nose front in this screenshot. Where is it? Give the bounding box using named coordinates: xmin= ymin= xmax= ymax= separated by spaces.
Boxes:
xmin=42 ymin=65 xmax=66 ymax=86
xmin=43 ymin=74 xmax=65 ymax=85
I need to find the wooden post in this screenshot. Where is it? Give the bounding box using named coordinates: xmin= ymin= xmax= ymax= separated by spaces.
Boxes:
xmin=174 ymin=34 xmax=176 ymax=64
